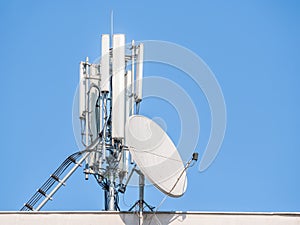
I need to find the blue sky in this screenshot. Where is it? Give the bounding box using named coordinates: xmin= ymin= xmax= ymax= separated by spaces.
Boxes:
xmin=0 ymin=0 xmax=299 ymax=212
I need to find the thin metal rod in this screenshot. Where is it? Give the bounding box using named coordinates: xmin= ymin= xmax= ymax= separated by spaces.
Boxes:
xmin=131 ymin=41 xmax=135 ymax=115
xmin=110 ymin=11 xmax=114 ymax=39
xmin=139 ymin=172 xmax=145 ymax=225
xmin=85 ymin=57 xmax=90 ymax=148
xmin=124 ymin=164 xmax=136 ymax=187
xmin=155 ymin=155 xmax=197 ymax=212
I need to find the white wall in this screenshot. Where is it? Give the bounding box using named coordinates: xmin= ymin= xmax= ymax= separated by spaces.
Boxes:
xmin=1 ymin=211 xmax=300 ymax=225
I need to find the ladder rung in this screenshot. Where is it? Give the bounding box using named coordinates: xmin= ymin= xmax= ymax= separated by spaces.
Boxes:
xmin=37 ymin=188 xmax=46 ymax=197
xmin=68 ymin=156 xmax=77 ymax=164
xmin=51 ymin=174 xmax=60 ymax=182
xmin=25 ymin=203 xmax=34 ymax=211
xmin=37 ymin=188 xmax=53 ymax=201
xmin=51 ymin=174 xmax=65 ymax=186
xmin=68 ymin=156 xmax=82 ymax=167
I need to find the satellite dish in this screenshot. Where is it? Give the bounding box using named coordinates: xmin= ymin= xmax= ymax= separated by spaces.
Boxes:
xmin=125 ymin=115 xmax=187 ymax=197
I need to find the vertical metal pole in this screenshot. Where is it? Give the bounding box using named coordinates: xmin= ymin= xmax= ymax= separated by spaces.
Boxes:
xmin=102 ymin=95 xmax=107 ymax=161
xmin=131 ymin=40 xmax=135 ymax=115
xmin=108 ymin=170 xmax=115 ymax=210
xmin=130 ymin=41 xmax=135 ymax=165
xmin=84 ymin=57 xmax=90 ymax=180
xmin=85 ymin=57 xmax=90 ymax=147
xmin=123 ymin=71 xmax=131 ymax=176
xmin=139 ymin=172 xmax=145 ymax=225
xmin=110 ymin=11 xmax=114 ymax=40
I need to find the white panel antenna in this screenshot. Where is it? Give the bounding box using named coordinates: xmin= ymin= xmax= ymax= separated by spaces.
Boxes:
xmin=112 ymin=34 xmax=126 ymax=140
xmin=135 ymin=43 xmax=144 ymax=103
xmin=79 ymin=62 xmax=85 ymax=119
xmin=101 ymin=34 xmax=110 ymax=93
xmin=89 ymin=64 xmax=100 ymax=141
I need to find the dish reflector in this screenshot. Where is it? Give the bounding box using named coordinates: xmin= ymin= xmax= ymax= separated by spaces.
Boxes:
xmin=126 ymin=115 xmax=187 ymax=197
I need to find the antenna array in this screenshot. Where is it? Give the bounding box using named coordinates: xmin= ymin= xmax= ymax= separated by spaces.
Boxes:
xmin=79 ymin=34 xmax=144 ymax=210
xmin=21 ymin=32 xmax=196 ymax=220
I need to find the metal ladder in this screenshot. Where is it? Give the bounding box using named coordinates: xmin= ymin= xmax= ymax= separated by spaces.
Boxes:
xmin=20 ymin=151 xmax=89 ymax=211
xmin=20 ymin=138 xmax=99 ymax=211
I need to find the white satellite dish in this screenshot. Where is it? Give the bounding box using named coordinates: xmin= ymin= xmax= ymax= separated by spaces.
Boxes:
xmin=125 ymin=115 xmax=187 ymax=197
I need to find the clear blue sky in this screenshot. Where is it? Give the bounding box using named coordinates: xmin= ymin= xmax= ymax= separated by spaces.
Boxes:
xmin=0 ymin=0 xmax=299 ymax=212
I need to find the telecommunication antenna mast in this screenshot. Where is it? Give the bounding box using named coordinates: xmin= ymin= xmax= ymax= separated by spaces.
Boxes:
xmin=79 ymin=34 xmax=144 ymax=210
xmin=21 ymin=31 xmax=196 ymax=223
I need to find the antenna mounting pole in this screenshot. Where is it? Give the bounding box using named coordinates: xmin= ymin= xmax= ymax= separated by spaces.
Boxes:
xmin=110 ymin=10 xmax=114 ymax=38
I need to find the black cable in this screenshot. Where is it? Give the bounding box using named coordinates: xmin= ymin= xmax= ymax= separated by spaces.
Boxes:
xmin=136 ymin=102 xmax=140 ymax=114
xmin=115 ymin=191 xmax=120 ymax=211
xmin=95 ymin=90 xmax=102 ymax=134
xmin=20 ymin=151 xmax=82 ymax=211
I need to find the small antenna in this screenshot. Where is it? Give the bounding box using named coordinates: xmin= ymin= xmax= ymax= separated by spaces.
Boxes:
xmin=110 ymin=10 xmax=114 ymax=38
